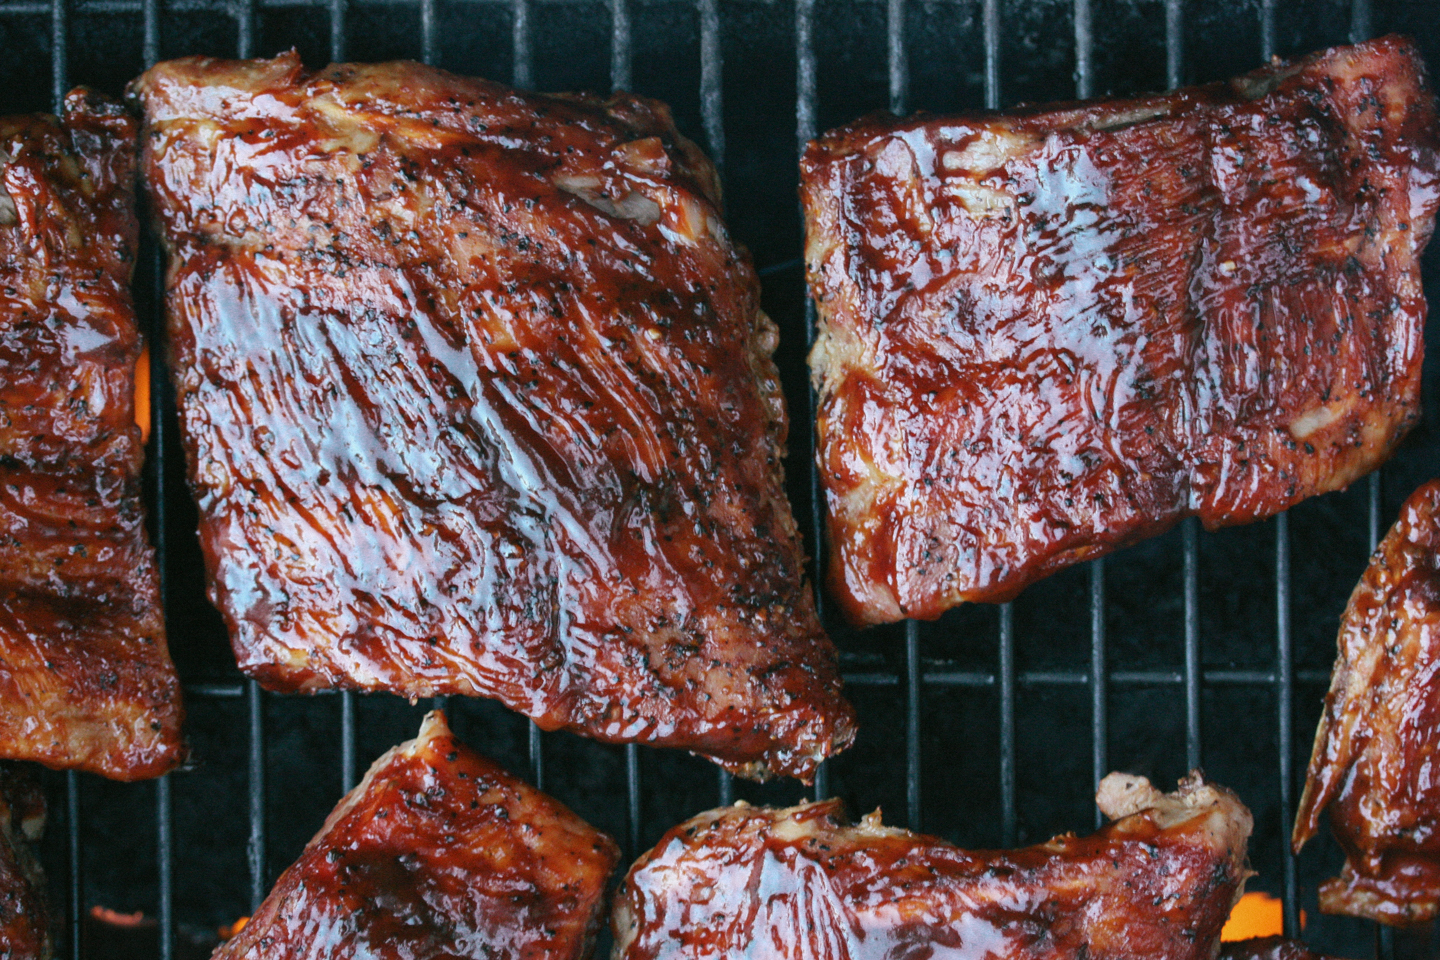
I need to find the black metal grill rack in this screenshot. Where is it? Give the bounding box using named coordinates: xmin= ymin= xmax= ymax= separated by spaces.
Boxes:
xmin=3 ymin=0 xmax=1438 ymax=957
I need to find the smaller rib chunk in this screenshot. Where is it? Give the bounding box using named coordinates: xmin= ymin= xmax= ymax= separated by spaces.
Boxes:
xmin=614 ymin=772 xmax=1251 ymax=960
xmin=803 ymin=36 xmax=1439 ymax=625
xmin=0 ymin=765 xmax=51 ymax=960
xmin=1293 ymin=479 xmax=1440 ymax=926
xmin=215 ymin=711 xmax=619 ymax=960
xmin=0 ymin=91 xmax=182 ymax=780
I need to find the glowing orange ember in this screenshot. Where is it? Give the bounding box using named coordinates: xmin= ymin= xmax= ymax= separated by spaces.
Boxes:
xmin=219 ymin=916 xmax=250 ymax=939
xmin=135 ymin=345 xmax=151 ymax=444
xmin=1222 ymin=891 xmax=1296 ymax=941
xmin=89 ymin=906 xmax=147 ymax=928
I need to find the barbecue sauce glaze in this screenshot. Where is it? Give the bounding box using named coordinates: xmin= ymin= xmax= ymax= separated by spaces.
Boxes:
xmin=0 ymin=92 xmax=182 ymax=780
xmin=804 ymin=36 xmax=1440 ymax=626
xmin=1295 ymin=479 xmax=1440 ymax=925
xmin=130 ymin=54 xmax=854 ymax=781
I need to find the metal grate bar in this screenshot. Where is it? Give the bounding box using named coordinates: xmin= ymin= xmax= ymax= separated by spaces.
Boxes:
xmin=48 ymin=14 xmax=82 ymax=957
xmin=1072 ymin=0 xmax=1104 ymax=824
xmin=883 ymin=0 xmax=920 ymax=834
xmin=794 ymin=0 xmax=829 ymax=804
xmin=50 ymin=0 xmax=66 ymax=110
xmin=998 ymin=603 xmax=1016 ymax=846
xmin=512 ymin=0 xmax=531 ymax=87
xmin=1183 ymin=521 xmax=1201 ymax=769
xmin=157 ymin=777 xmax=173 ymax=960
xmin=420 ymin=0 xmax=435 ymax=63
xmin=1277 ymin=512 xmax=1297 ymax=934
xmin=528 ymin=719 xmax=545 ymax=790
xmin=1165 ymin=0 xmax=1182 ymax=89
xmin=626 ymin=744 xmax=642 ymax=860
xmin=610 ymin=0 xmax=630 ymax=90
xmin=1072 ymin=0 xmax=1091 ymax=100
xmin=698 ymin=0 xmax=724 ymax=171
xmin=331 ymin=0 xmax=346 ymax=60
xmin=1255 ymin=4 xmax=1299 ymax=935
xmin=905 ymin=623 xmax=921 ymax=828
xmin=247 ymin=679 xmax=267 ymax=911
xmin=983 ymin=0 xmax=1012 ymax=850
xmin=237 ymin=0 xmax=256 ymax=58
xmin=1350 ymin=0 xmax=1371 ymax=47
xmin=1089 ymin=561 xmax=1106 ymax=824
xmin=886 ymin=0 xmax=904 ymax=115
xmin=341 ymin=692 xmax=357 ymax=791
xmin=1166 ymin=5 xmax=1201 ymax=776
xmin=142 ymin=0 xmax=158 ymax=68
xmin=67 ymin=772 xmax=81 ymax=960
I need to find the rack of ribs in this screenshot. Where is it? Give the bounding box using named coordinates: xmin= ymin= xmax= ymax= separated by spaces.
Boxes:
xmin=613 ymin=772 xmax=1252 ymax=959
xmin=129 ymin=53 xmax=854 ymax=782
xmin=1293 ymin=479 xmax=1440 ymax=925
xmin=214 ymin=711 xmax=619 ymax=960
xmin=803 ymin=36 xmax=1440 ymax=626
xmin=0 ymin=91 xmax=182 ymax=780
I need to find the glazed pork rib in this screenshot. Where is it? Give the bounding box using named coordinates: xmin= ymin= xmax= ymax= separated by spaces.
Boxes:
xmin=1293 ymin=479 xmax=1440 ymax=925
xmin=215 ymin=711 xmax=620 ymax=960
xmin=803 ymin=36 xmax=1440 ymax=626
xmin=130 ymin=54 xmax=854 ymax=781
xmin=0 ymin=92 xmax=182 ymax=779
xmin=613 ymin=772 xmax=1252 ymax=960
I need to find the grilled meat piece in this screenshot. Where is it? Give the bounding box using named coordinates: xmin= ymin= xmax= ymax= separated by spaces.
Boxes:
xmin=803 ymin=36 xmax=1440 ymax=626
xmin=215 ymin=710 xmax=619 ymax=960
xmin=1293 ymin=479 xmax=1440 ymax=926
xmin=0 ymin=92 xmax=182 ymax=779
xmin=613 ymin=772 xmax=1251 ymax=960
xmin=0 ymin=765 xmax=51 ymax=960
xmin=129 ymin=54 xmax=854 ymax=782
xmin=1221 ymin=939 xmax=1341 ymax=960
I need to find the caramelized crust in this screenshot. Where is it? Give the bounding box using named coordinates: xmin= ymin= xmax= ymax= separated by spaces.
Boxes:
xmin=0 ymin=765 xmax=51 ymax=960
xmin=129 ymin=54 xmax=854 ymax=781
xmin=0 ymin=91 xmax=182 ymax=779
xmin=803 ymin=36 xmax=1439 ymax=625
xmin=614 ymin=773 xmax=1252 ymax=960
xmin=1293 ymin=479 xmax=1440 ymax=925
xmin=215 ymin=711 xmax=619 ymax=960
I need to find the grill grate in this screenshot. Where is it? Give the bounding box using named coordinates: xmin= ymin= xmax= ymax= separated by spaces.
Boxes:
xmin=4 ymin=0 xmax=1436 ymax=957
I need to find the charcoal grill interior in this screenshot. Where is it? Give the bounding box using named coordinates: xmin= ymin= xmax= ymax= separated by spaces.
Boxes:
xmin=2 ymin=0 xmax=1438 ymax=957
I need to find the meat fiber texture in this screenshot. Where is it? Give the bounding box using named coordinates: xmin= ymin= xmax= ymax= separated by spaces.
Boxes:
xmin=803 ymin=36 xmax=1440 ymax=626
xmin=613 ymin=772 xmax=1252 ymax=960
xmin=214 ymin=711 xmax=620 ymax=960
xmin=129 ymin=53 xmax=854 ymax=782
xmin=0 ymin=91 xmax=182 ymax=780
xmin=1294 ymin=479 xmax=1440 ymax=926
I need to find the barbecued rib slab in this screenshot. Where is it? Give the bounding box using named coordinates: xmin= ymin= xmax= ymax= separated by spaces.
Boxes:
xmin=130 ymin=53 xmax=854 ymax=781
xmin=1293 ymin=479 xmax=1440 ymax=926
xmin=0 ymin=92 xmax=182 ymax=780
xmin=613 ymin=772 xmax=1252 ymax=960
xmin=803 ymin=35 xmax=1440 ymax=626
xmin=214 ymin=710 xmax=619 ymax=960
xmin=0 ymin=765 xmax=51 ymax=960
